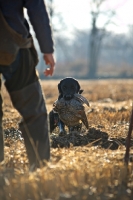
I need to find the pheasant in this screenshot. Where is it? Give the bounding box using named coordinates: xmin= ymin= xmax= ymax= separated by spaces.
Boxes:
xmin=53 ymin=93 xmax=89 ymax=132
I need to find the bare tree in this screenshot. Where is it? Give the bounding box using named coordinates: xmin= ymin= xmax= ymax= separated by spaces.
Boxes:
xmin=88 ymin=0 xmax=115 ymax=78
xmin=46 ymin=0 xmax=66 ymax=34
xmin=47 ymin=0 xmax=69 ymax=55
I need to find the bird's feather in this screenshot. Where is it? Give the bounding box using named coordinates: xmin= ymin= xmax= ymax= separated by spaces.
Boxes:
xmin=53 ymin=94 xmax=89 ymax=129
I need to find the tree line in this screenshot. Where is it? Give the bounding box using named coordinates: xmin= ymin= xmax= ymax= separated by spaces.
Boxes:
xmin=36 ymin=0 xmax=133 ymax=79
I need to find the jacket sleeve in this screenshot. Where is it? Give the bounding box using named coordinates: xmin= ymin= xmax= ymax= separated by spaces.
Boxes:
xmin=24 ymin=0 xmax=54 ymax=54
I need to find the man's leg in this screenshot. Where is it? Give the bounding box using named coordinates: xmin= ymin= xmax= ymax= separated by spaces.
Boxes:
xmin=0 ymin=75 xmax=4 ymax=162
xmin=4 ymin=48 xmax=50 ymax=168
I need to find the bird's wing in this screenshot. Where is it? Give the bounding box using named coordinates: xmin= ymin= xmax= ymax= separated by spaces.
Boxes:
xmin=74 ymin=94 xmax=90 ymax=107
xmin=79 ymin=110 xmax=89 ymax=129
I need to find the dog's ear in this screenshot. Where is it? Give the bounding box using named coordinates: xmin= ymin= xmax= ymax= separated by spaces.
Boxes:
xmin=58 ymin=80 xmax=64 ymax=99
xmin=58 ymin=82 xmax=62 ymax=94
xmin=79 ymin=89 xmax=84 ymax=94
xmin=74 ymin=79 xmax=81 ymax=93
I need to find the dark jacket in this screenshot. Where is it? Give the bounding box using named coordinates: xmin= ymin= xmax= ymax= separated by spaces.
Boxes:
xmin=0 ymin=0 xmax=54 ymax=54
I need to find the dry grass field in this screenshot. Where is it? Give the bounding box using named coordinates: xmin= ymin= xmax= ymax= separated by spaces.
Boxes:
xmin=1 ymin=79 xmax=133 ymax=200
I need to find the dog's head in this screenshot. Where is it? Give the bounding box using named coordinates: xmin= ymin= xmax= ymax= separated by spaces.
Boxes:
xmin=58 ymin=77 xmax=83 ymax=100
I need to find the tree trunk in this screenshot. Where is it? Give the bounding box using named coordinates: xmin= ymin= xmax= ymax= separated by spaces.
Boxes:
xmin=88 ymin=18 xmax=98 ymax=79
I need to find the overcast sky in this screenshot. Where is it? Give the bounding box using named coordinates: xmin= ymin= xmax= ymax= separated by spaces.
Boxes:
xmin=48 ymin=0 xmax=133 ymax=37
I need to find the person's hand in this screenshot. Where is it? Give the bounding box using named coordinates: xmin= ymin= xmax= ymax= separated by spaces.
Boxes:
xmin=43 ymin=53 xmax=56 ymax=76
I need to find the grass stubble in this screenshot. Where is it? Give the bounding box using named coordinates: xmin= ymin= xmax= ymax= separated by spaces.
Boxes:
xmin=0 ymin=79 xmax=133 ymax=200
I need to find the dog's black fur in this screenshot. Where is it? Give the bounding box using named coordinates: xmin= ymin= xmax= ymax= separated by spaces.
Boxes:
xmin=49 ymin=77 xmax=84 ymax=135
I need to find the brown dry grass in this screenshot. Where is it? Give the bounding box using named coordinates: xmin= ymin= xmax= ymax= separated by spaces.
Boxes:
xmin=1 ymin=79 xmax=133 ymax=200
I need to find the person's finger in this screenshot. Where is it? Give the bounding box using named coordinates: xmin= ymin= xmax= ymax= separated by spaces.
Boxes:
xmin=44 ymin=67 xmax=54 ymax=76
xmin=43 ymin=54 xmax=55 ymax=76
xmin=44 ymin=69 xmax=50 ymax=76
xmin=49 ymin=66 xmax=54 ymax=76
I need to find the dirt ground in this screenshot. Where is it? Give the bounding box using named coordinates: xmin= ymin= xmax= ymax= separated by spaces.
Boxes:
xmin=1 ymin=79 xmax=133 ymax=200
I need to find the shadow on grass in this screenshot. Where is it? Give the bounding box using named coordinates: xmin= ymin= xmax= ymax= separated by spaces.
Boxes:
xmin=50 ymin=127 xmax=132 ymax=150
xmin=3 ymin=127 xmax=132 ymax=151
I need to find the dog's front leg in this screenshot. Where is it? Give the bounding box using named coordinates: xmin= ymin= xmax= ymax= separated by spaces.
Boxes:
xmin=58 ymin=120 xmax=66 ymax=136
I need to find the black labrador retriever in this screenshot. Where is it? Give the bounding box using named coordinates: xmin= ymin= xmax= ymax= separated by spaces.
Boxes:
xmin=49 ymin=77 xmax=87 ymax=135
xmin=57 ymin=77 xmax=83 ymax=100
